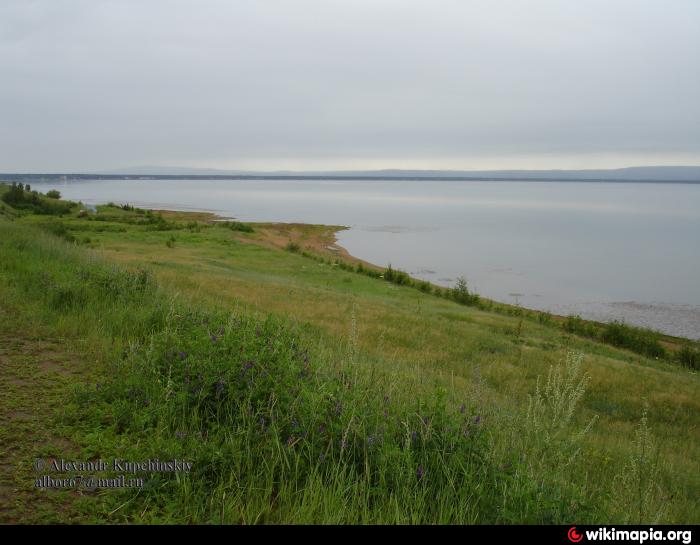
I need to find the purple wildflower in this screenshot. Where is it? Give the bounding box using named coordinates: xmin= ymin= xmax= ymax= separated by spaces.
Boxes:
xmin=459 ymin=403 xmax=466 ymax=414
xmin=417 ymin=465 xmax=424 ymax=481
xmin=179 ymin=351 xmax=187 ymax=360
xmin=383 ymin=409 xmax=389 ymax=419
xmin=473 ymin=415 xmax=482 ymax=425
xmin=211 ymin=335 xmax=218 ymax=343
xmin=411 ymin=430 xmax=418 ymax=443
xmin=318 ymin=453 xmax=325 ymax=462
xmin=175 ymin=431 xmax=186 ymax=440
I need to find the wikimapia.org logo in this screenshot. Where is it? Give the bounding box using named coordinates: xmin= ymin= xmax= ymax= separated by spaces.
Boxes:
xmin=569 ymin=528 xmax=584 ymax=542
xmin=567 ymin=527 xmax=693 ymax=544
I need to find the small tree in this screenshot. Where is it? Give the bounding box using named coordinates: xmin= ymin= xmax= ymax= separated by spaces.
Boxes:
xmin=451 ymin=276 xmax=479 ymax=306
xmin=46 ymin=189 xmax=61 ymax=199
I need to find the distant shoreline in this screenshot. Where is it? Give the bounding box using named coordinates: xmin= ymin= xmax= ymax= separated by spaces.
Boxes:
xmin=4 ymin=174 xmax=700 ymax=184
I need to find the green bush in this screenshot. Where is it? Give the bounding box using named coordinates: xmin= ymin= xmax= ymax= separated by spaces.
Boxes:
xmin=218 ymin=220 xmax=254 ymax=233
xmin=417 ymin=280 xmax=432 ymax=294
xmin=450 ymin=276 xmax=480 ymax=307
xmin=600 ymin=321 xmax=666 ymax=359
xmin=1 ymin=182 xmax=75 ymax=215
xmin=384 ymin=264 xmax=412 ymax=286
xmin=144 ymin=213 xmax=176 ymax=231
xmin=563 ymin=315 xmax=597 ymax=338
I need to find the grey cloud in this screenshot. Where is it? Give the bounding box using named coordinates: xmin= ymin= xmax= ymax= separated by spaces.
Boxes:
xmin=1 ymin=0 xmax=699 ymax=171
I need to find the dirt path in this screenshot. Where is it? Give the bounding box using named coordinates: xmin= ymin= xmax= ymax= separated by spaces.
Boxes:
xmin=0 ymin=316 xmax=88 ymax=523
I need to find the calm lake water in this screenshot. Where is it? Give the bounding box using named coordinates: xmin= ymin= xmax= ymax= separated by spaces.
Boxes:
xmin=31 ymin=179 xmax=700 ymax=339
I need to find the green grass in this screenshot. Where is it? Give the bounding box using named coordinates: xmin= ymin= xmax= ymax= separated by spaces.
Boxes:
xmin=0 ymin=184 xmax=699 ymax=524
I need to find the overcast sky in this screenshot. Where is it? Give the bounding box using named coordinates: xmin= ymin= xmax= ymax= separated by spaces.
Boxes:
xmin=1 ymin=0 xmax=699 ymax=172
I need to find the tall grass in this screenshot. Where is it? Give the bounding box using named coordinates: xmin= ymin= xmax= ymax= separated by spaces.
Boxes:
xmin=610 ymin=407 xmax=666 ymax=524
xmin=676 ymin=345 xmax=700 ymax=370
xmin=0 ymin=215 xmax=652 ymax=524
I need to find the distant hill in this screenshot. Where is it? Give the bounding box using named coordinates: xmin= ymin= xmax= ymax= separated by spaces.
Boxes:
xmin=324 ymin=166 xmax=700 ymax=181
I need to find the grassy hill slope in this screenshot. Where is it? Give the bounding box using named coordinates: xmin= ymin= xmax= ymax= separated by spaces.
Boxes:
xmin=1 ymin=185 xmax=698 ymax=523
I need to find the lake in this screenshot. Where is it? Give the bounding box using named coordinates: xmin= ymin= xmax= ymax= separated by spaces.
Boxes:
xmin=30 ymin=178 xmax=700 ymax=340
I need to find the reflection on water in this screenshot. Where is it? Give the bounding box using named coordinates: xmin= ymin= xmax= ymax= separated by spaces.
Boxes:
xmin=31 ymin=178 xmax=700 ymax=339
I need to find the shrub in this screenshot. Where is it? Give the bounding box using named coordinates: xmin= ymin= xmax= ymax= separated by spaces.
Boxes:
xmin=218 ymin=220 xmax=254 ymax=233
xmin=1 ymin=182 xmax=75 ymax=215
xmin=563 ymin=315 xmax=597 ymax=338
xmin=600 ymin=321 xmax=665 ymax=359
xmin=451 ymin=276 xmax=480 ymax=306
xmin=285 ymin=241 xmax=301 ymax=253
xmin=143 ymin=213 xmax=177 ymax=231
xmin=46 ymin=189 xmax=61 ymax=199
xmin=417 ymin=280 xmax=432 ymax=294
xmin=384 ymin=264 xmax=412 ymax=286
